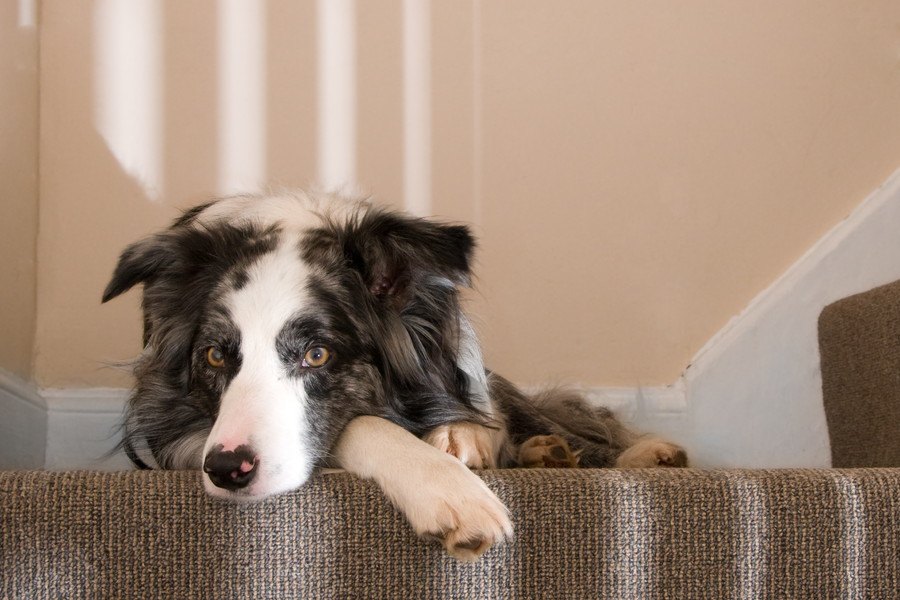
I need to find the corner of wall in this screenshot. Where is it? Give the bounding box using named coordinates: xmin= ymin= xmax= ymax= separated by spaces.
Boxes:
xmin=680 ymin=168 xmax=900 ymax=468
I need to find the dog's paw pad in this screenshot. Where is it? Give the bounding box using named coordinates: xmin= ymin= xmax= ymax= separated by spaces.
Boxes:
xmin=549 ymin=445 xmax=569 ymax=461
xmin=616 ymin=438 xmax=689 ymax=468
xmin=518 ymin=435 xmax=581 ymax=468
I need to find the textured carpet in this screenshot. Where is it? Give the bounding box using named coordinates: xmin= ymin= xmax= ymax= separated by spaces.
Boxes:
xmin=2 ymin=468 xmax=898 ymax=599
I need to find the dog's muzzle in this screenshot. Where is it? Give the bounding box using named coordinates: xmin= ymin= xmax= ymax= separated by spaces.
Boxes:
xmin=203 ymin=444 xmax=259 ymax=491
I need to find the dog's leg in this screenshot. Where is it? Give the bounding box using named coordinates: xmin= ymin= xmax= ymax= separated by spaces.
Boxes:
xmin=422 ymin=422 xmax=502 ymax=469
xmin=333 ymin=416 xmax=513 ymax=561
xmin=615 ymin=436 xmax=688 ymax=468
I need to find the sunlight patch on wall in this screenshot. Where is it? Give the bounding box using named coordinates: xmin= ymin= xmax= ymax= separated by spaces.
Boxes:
xmin=402 ymin=0 xmax=431 ymax=216
xmin=18 ymin=0 xmax=37 ymax=28
xmin=316 ymin=0 xmax=357 ymax=193
xmin=471 ymin=0 xmax=484 ymax=225
xmin=93 ymin=0 xmax=164 ymax=201
xmin=217 ymin=0 xmax=267 ymax=196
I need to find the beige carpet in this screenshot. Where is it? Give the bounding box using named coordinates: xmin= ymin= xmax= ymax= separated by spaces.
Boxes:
xmin=2 ymin=468 xmax=898 ymax=599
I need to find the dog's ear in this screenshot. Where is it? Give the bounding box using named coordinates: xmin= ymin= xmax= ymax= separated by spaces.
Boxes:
xmin=105 ymin=213 xmax=280 ymax=305
xmin=332 ymin=210 xmax=475 ymax=306
xmin=102 ymin=234 xmax=174 ymax=303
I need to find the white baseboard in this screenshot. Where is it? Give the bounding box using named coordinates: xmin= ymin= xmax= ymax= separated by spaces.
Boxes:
xmin=0 ymin=369 xmax=47 ymax=469
xmin=583 ymin=381 xmax=687 ymax=418
xmin=0 ymin=373 xmax=131 ymax=471
xmin=41 ymin=387 xmax=131 ymax=470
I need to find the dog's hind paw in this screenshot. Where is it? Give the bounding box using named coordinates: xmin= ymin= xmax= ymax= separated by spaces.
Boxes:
xmin=615 ymin=438 xmax=688 ymax=468
xmin=424 ymin=421 xmax=497 ymax=469
xmin=517 ymin=435 xmax=581 ymax=468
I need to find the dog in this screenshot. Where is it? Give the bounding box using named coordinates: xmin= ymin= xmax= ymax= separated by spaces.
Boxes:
xmin=103 ymin=191 xmax=687 ymax=560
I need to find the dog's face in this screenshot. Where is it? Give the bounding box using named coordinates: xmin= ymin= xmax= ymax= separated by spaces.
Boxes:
xmin=103 ymin=193 xmax=480 ymax=500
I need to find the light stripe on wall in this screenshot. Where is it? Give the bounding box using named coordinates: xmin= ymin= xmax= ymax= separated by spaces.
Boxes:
xmin=93 ymin=0 xmax=164 ymax=200
xmin=18 ymin=0 xmax=37 ymax=28
xmin=402 ymin=0 xmax=431 ymax=216
xmin=316 ymin=0 xmax=357 ymax=192
xmin=217 ymin=0 xmax=267 ymax=196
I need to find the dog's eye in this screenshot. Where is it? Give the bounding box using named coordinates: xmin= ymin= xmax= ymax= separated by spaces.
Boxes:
xmin=206 ymin=347 xmax=226 ymax=368
xmin=302 ymin=346 xmax=331 ymax=368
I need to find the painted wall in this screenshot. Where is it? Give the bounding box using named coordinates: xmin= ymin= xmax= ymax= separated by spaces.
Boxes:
xmin=29 ymin=0 xmax=900 ymax=392
xmin=0 ymin=1 xmax=39 ymax=380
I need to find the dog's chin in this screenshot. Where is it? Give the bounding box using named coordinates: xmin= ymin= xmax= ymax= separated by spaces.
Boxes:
xmin=201 ymin=468 xmax=314 ymax=503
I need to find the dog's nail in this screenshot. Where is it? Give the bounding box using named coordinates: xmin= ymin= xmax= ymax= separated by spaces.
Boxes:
xmin=656 ymin=447 xmax=688 ymax=467
xmin=454 ymin=537 xmax=486 ymax=552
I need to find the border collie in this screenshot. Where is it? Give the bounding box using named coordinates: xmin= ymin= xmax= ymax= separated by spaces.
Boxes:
xmin=103 ymin=191 xmax=687 ymax=561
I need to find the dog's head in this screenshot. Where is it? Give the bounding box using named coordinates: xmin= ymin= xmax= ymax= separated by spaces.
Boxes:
xmin=103 ymin=193 xmax=483 ymax=500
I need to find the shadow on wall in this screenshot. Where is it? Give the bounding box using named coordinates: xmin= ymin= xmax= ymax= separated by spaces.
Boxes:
xmin=22 ymin=0 xmax=445 ymax=468
xmin=92 ymin=0 xmax=312 ymax=204
xmin=90 ymin=0 xmax=436 ymax=210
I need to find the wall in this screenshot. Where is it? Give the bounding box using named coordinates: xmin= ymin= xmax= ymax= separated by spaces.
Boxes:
xmin=476 ymin=1 xmax=900 ymax=386
xmin=0 ymin=1 xmax=39 ymax=379
xmin=32 ymin=1 xmax=900 ymax=395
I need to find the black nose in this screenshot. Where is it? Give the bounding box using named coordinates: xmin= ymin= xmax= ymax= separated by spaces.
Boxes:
xmin=203 ymin=444 xmax=259 ymax=491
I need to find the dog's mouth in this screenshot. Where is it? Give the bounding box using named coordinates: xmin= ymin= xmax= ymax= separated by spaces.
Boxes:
xmin=203 ymin=483 xmax=272 ymax=503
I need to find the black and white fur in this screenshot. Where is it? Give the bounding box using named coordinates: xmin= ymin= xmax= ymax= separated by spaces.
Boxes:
xmin=103 ymin=191 xmax=686 ymax=560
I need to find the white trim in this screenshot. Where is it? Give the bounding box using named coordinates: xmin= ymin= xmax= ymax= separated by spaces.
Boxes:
xmin=41 ymin=388 xmax=131 ymax=470
xmin=0 ymin=369 xmax=46 ymax=469
xmin=681 ymin=168 xmax=900 ymax=468
xmin=0 ymin=368 xmax=46 ymax=410
xmin=0 ymin=373 xmax=131 ymax=471
xmin=41 ymin=387 xmax=129 ymax=414
xmin=583 ymin=382 xmax=687 ymax=420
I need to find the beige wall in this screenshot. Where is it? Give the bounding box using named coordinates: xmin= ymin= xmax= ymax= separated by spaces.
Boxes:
xmin=0 ymin=2 xmax=39 ymax=379
xmin=28 ymin=1 xmax=900 ymax=388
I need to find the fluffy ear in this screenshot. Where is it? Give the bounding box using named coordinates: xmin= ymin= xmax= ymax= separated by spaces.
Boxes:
xmin=104 ymin=215 xmax=280 ymax=306
xmin=102 ymin=234 xmax=174 ymax=303
xmin=338 ymin=210 xmax=475 ymax=304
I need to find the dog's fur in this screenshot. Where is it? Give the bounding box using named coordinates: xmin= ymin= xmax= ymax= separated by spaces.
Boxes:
xmin=103 ymin=191 xmax=686 ymax=560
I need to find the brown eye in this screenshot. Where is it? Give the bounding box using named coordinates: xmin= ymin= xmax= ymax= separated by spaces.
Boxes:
xmin=206 ymin=347 xmax=225 ymax=368
xmin=302 ymin=346 xmax=331 ymax=368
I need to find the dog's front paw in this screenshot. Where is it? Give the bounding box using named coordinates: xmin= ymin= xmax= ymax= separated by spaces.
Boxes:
xmin=391 ymin=452 xmax=512 ymax=561
xmin=423 ymin=421 xmax=497 ymax=469
xmin=615 ymin=437 xmax=688 ymax=468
